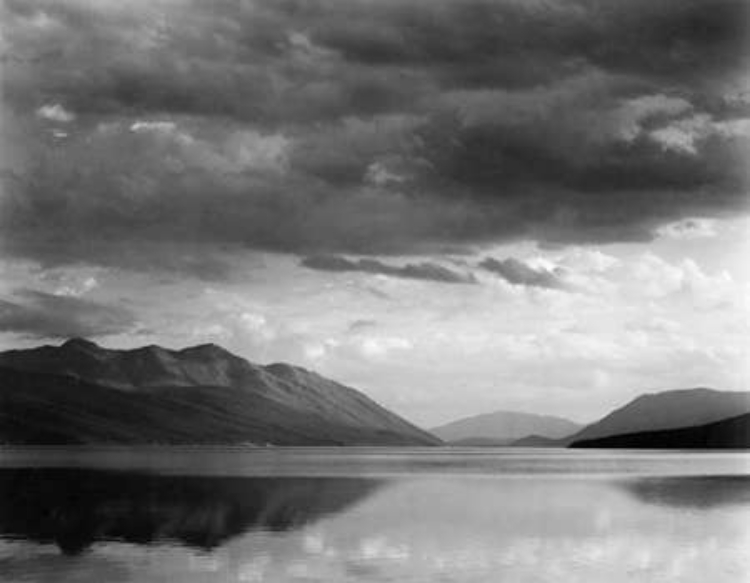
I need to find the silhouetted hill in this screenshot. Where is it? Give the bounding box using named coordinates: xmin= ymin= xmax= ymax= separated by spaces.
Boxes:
xmin=431 ymin=410 xmax=581 ymax=444
xmin=570 ymin=413 xmax=750 ymax=449
xmin=567 ymin=388 xmax=750 ymax=444
xmin=0 ymin=468 xmax=383 ymax=555
xmin=0 ymin=339 xmax=440 ymax=445
xmin=512 ymin=388 xmax=750 ymax=447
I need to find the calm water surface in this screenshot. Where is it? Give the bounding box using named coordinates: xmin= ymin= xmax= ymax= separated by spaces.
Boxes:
xmin=0 ymin=447 xmax=748 ymax=582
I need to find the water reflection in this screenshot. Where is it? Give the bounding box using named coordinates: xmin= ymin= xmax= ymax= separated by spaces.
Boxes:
xmin=0 ymin=468 xmax=383 ymax=555
xmin=0 ymin=452 xmax=748 ymax=582
xmin=620 ymin=475 xmax=750 ymax=509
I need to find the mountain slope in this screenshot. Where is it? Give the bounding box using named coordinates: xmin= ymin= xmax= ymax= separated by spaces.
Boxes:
xmin=0 ymin=340 xmax=440 ymax=446
xmin=568 ymin=388 xmax=750 ymax=444
xmin=570 ymin=413 xmax=750 ymax=449
xmin=511 ymin=388 xmax=750 ymax=447
xmin=430 ymin=410 xmax=582 ymax=443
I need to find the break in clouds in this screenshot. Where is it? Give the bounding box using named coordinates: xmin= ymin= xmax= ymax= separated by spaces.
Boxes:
xmin=1 ymin=0 xmax=748 ymax=278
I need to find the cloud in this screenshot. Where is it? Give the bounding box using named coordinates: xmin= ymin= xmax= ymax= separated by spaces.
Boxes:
xmin=0 ymin=0 xmax=747 ymax=273
xmin=0 ymin=290 xmax=138 ymax=339
xmin=480 ymin=257 xmax=568 ymax=290
xmin=348 ymin=319 xmax=378 ymax=332
xmin=129 ymin=120 xmax=177 ymax=134
xmin=36 ymin=103 xmax=75 ymax=123
xmin=621 ymin=253 xmax=736 ymax=305
xmin=301 ymin=255 xmax=476 ymax=284
xmin=6 ymin=0 xmax=746 ymax=118
xmin=53 ymin=276 xmax=99 ymax=297
xmin=656 ymin=218 xmax=718 ymax=240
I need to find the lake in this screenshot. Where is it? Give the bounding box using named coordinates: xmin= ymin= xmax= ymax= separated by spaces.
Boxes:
xmin=0 ymin=447 xmax=748 ymax=582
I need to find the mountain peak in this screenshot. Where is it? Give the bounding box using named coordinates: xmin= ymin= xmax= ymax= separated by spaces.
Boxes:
xmin=179 ymin=343 xmax=236 ymax=360
xmin=61 ymin=338 xmax=101 ymax=351
xmin=431 ymin=409 xmax=583 ymax=442
xmin=639 ymin=387 xmax=717 ymax=399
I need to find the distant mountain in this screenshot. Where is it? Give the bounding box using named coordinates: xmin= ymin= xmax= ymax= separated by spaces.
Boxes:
xmin=513 ymin=388 xmax=750 ymax=448
xmin=0 ymin=339 xmax=440 ymax=446
xmin=430 ymin=410 xmax=582 ymax=444
xmin=570 ymin=413 xmax=750 ymax=449
xmin=567 ymin=388 xmax=750 ymax=444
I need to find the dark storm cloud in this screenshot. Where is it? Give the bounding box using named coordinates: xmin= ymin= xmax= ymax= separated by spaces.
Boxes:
xmin=1 ymin=0 xmax=432 ymax=124
xmin=0 ymin=290 xmax=138 ymax=339
xmin=5 ymin=0 xmax=745 ymax=117
xmin=301 ymin=255 xmax=476 ymax=284
xmin=1 ymin=0 xmax=748 ymax=273
xmin=480 ymin=258 xmax=568 ymax=290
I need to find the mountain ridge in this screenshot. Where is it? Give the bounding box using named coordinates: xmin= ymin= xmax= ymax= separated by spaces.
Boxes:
xmin=568 ymin=387 xmax=750 ymax=444
xmin=570 ymin=412 xmax=750 ymax=449
xmin=431 ymin=409 xmax=583 ymax=443
xmin=0 ymin=339 xmax=440 ymax=446
xmin=512 ymin=387 xmax=750 ymax=447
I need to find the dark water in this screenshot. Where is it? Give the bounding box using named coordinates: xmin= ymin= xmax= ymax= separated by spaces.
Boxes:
xmin=0 ymin=448 xmax=748 ymax=582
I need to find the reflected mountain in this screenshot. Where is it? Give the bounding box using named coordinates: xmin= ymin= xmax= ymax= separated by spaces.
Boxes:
xmin=0 ymin=468 xmax=384 ymax=555
xmin=619 ymin=475 xmax=750 ymax=509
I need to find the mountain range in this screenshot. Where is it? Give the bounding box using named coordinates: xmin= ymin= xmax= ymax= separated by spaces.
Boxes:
xmin=0 ymin=338 xmax=439 ymax=446
xmin=435 ymin=388 xmax=750 ymax=449
xmin=430 ymin=411 xmax=582 ymax=445
xmin=0 ymin=338 xmax=747 ymax=448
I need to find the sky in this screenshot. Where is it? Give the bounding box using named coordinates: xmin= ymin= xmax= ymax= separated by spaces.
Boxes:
xmin=0 ymin=0 xmax=748 ymax=427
